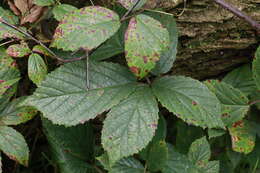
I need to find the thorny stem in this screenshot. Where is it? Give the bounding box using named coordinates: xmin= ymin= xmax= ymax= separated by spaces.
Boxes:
xmin=0 ymin=17 xmax=89 ymax=63
xmin=213 ymin=0 xmax=260 ymax=31
xmin=121 ymin=0 xmax=142 ymax=22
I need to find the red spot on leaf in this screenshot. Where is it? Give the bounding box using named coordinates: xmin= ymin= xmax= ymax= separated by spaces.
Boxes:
xmin=232 ymin=120 xmax=244 ymax=128
xmin=192 ymin=101 xmax=197 ymax=105
xmin=130 ymin=66 xmax=140 ymax=74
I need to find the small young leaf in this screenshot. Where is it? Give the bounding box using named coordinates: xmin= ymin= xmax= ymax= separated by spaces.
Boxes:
xmin=223 ymin=64 xmax=257 ymax=95
xmin=0 ymin=126 xmax=29 ymax=166
xmin=52 ymin=4 xmax=78 ymax=21
xmin=118 ymin=0 xmax=147 ymax=11
xmin=102 ymin=85 xmax=159 ymax=164
xmin=205 ymin=80 xmax=249 ymax=127
xmin=188 ymin=137 xmax=210 ymax=169
xmin=253 ymin=46 xmax=260 ymax=90
xmin=144 ymin=11 xmax=178 ymax=75
xmin=24 ymin=61 xmax=137 ymax=126
xmin=43 ymin=119 xmax=95 ymax=173
xmin=152 ymin=76 xmax=224 ymax=129
xmin=125 ymin=14 xmax=170 ymax=78
xmin=33 ymin=0 xmax=55 ymax=6
xmin=0 ymin=7 xmax=24 ymax=40
xmin=28 ymin=53 xmax=48 ymax=86
xmin=0 ymin=97 xmax=37 ymax=125
xmin=52 ymin=6 xmax=120 ymax=51
xmin=110 ymin=157 xmax=144 ymax=173
xmin=146 ymin=140 xmax=168 ymax=172
xmin=6 ymin=43 xmax=31 ymax=58
xmin=229 ymin=120 xmax=256 ymax=154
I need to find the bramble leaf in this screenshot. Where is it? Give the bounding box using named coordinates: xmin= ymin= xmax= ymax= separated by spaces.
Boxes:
xmin=229 ymin=120 xmax=256 ymax=154
xmin=0 ymin=7 xmax=24 ymax=40
xmin=52 ymin=6 xmax=120 ymax=51
xmin=102 ymin=85 xmax=159 ymax=164
xmin=118 ymin=0 xmax=147 ymax=11
xmin=23 ymin=61 xmax=137 ymax=126
xmin=125 ymin=14 xmax=170 ymax=78
xmin=6 ymin=43 xmax=31 ymax=58
xmin=152 ymin=76 xmax=224 ymax=129
xmin=43 ymin=119 xmax=95 ymax=173
xmin=33 ymin=0 xmax=55 ymax=6
xmin=205 ymin=80 xmax=249 ymax=127
xmin=223 ymin=64 xmax=257 ymax=96
xmin=28 ymin=53 xmax=48 ymax=86
xmin=253 ymin=46 xmax=260 ymax=90
xmin=52 ymin=4 xmax=78 ymax=21
xmin=110 ymin=157 xmax=144 ymax=173
xmin=0 ymin=126 xmax=29 ymax=166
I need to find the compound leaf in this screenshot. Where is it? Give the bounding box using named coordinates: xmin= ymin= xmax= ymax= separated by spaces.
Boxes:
xmin=52 ymin=6 xmax=120 ymax=51
xmin=253 ymin=46 xmax=260 ymax=90
xmin=24 ymin=61 xmax=137 ymax=126
xmin=0 ymin=126 xmax=29 ymax=166
xmin=125 ymin=14 xmax=170 ymax=78
xmin=152 ymin=76 xmax=224 ymax=129
xmin=102 ymin=85 xmax=159 ymax=164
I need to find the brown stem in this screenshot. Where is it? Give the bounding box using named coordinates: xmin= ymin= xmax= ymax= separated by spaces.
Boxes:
xmin=249 ymin=100 xmax=260 ymax=106
xmin=213 ymin=0 xmax=260 ymax=31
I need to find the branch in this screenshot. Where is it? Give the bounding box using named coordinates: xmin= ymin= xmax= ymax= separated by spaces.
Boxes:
xmin=213 ymin=0 xmax=260 ymax=31
xmin=0 ymin=17 xmax=89 ymax=63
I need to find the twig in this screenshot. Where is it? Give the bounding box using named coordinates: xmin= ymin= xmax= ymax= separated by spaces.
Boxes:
xmin=249 ymin=100 xmax=260 ymax=106
xmin=89 ymin=0 xmax=94 ymax=6
xmin=0 ymin=39 xmax=17 ymax=47
xmin=0 ymin=17 xmax=89 ymax=63
xmin=213 ymin=0 xmax=260 ymax=31
xmin=121 ymin=0 xmax=142 ymax=21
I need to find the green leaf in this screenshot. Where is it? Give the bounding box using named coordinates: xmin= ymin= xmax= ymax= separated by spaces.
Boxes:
xmin=250 ymin=90 xmax=260 ymax=110
xmin=205 ymin=80 xmax=249 ymax=127
xmin=43 ymin=119 xmax=95 ymax=173
xmin=24 ymin=61 xmax=137 ymax=126
xmin=229 ymin=120 xmax=256 ymax=154
xmin=6 ymin=43 xmax=31 ymax=58
xmin=146 ymin=140 xmax=168 ymax=172
xmin=253 ymin=46 xmax=260 ymax=90
xmin=52 ymin=4 xmax=78 ymax=21
xmin=97 ymin=153 xmax=112 ymax=171
xmin=32 ymin=45 xmax=52 ymax=57
xmin=162 ymin=144 xmax=199 ymax=173
xmin=223 ymin=64 xmax=257 ymax=95
xmin=152 ymin=76 xmax=224 ymax=129
xmin=91 ymin=21 xmax=127 ymax=61
xmin=203 ymin=161 xmax=220 ymax=173
xmin=125 ymin=14 xmax=170 ymax=78
xmin=0 ymin=126 xmax=29 ymax=166
xmin=118 ymin=0 xmax=147 ymax=11
xmin=188 ymin=137 xmax=210 ymax=169
xmin=0 ymin=97 xmax=37 ymax=125
xmin=0 ymin=7 xmax=24 ymax=40
xmin=33 ymin=0 xmax=55 ymax=6
xmin=51 ymin=6 xmax=120 ymax=51
xmin=28 ymin=53 xmax=48 ymax=86
xmin=102 ymin=85 xmax=159 ymax=164
xmin=110 ymin=157 xmax=144 ymax=173
xmin=207 ymin=129 xmax=226 ymax=139
xmin=144 ymin=11 xmax=178 ymax=75
xmin=0 ymin=48 xmax=20 ymax=99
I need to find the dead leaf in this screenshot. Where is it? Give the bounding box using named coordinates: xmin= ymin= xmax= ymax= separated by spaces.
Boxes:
xmin=20 ymin=6 xmax=46 ymax=24
xmin=7 ymin=0 xmax=21 ymax=16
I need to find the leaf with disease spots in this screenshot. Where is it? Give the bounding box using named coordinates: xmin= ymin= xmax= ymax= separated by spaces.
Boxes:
xmin=118 ymin=0 xmax=147 ymax=11
xmin=102 ymin=85 xmax=159 ymax=165
xmin=152 ymin=76 xmax=224 ymax=129
xmin=23 ymin=61 xmax=137 ymax=126
xmin=6 ymin=43 xmax=31 ymax=58
xmin=0 ymin=97 xmax=37 ymax=125
xmin=51 ymin=6 xmax=120 ymax=51
xmin=125 ymin=14 xmax=170 ymax=78
xmin=253 ymin=46 xmax=260 ymax=90
xmin=0 ymin=126 xmax=29 ymax=166
xmin=0 ymin=7 xmax=24 ymax=40
xmin=33 ymin=0 xmax=55 ymax=6
xmin=0 ymin=48 xmax=20 ymax=99
xmin=28 ymin=53 xmax=48 ymax=86
xmin=205 ymin=80 xmax=249 ymax=127
xmin=229 ymin=120 xmax=256 ymax=154
xmin=52 ymin=4 xmax=78 ymax=21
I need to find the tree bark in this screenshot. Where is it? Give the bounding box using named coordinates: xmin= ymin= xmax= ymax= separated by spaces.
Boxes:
xmin=162 ymin=0 xmax=260 ymax=79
